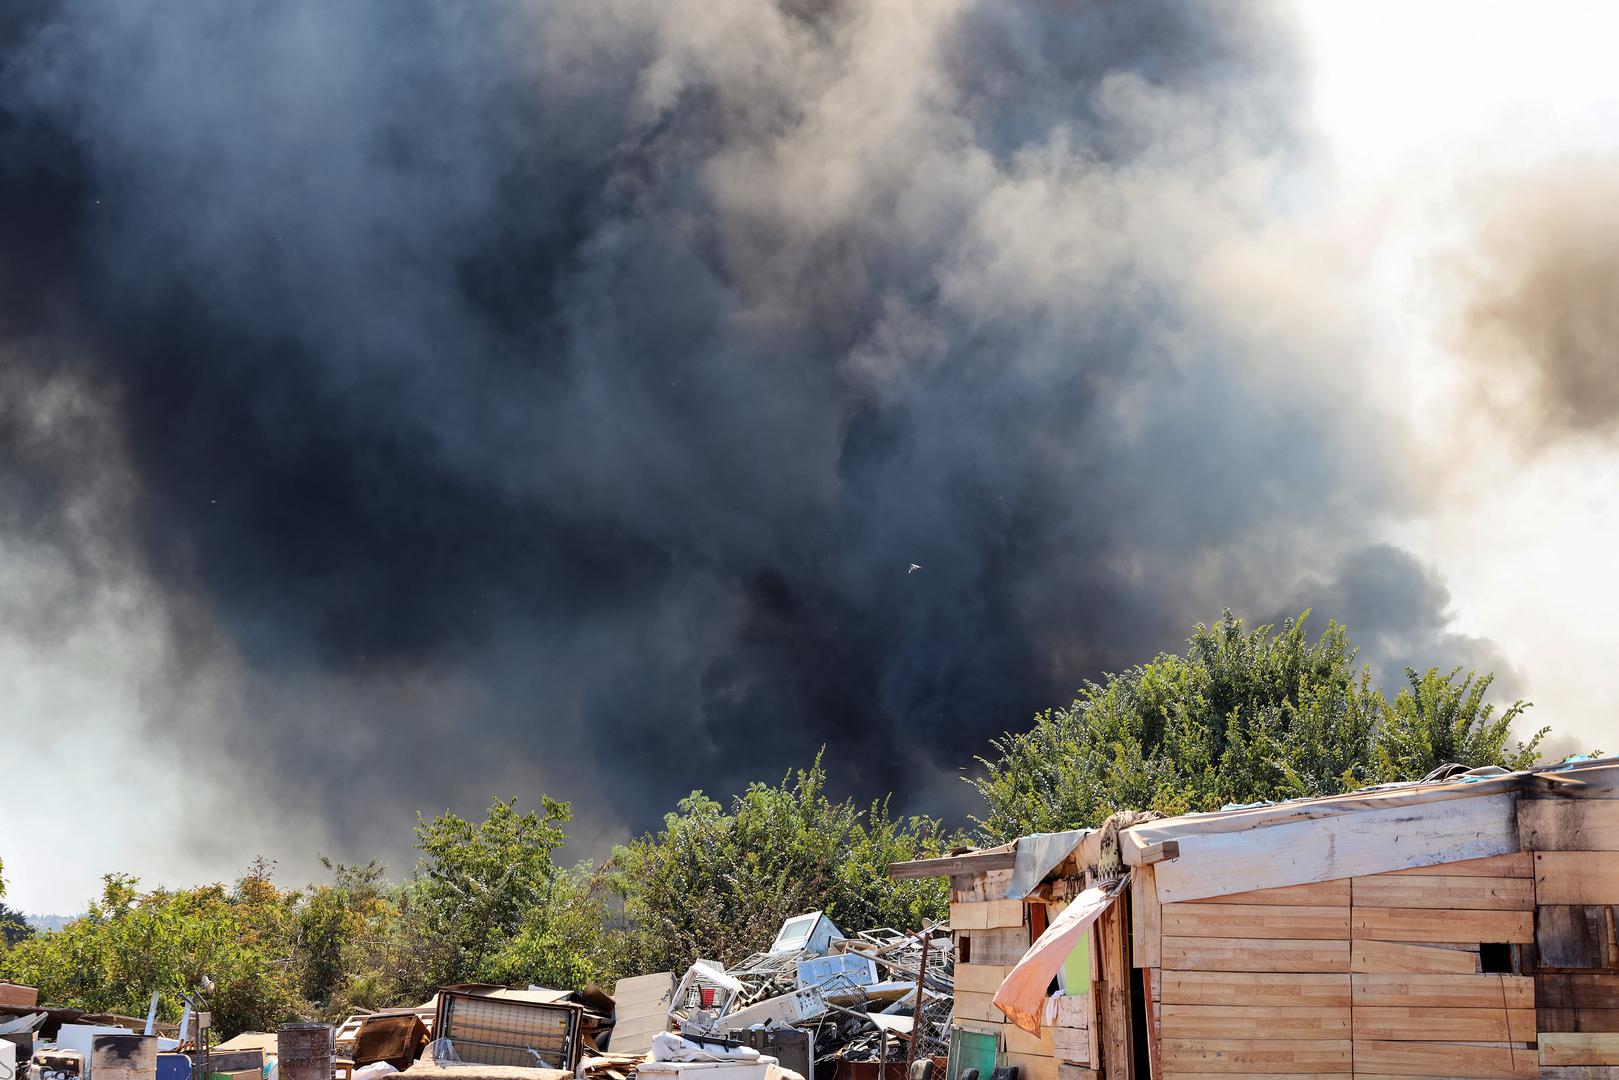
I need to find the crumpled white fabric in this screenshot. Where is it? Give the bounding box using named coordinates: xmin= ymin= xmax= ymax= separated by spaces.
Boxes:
xmin=651 ymin=1033 xmax=762 ymax=1063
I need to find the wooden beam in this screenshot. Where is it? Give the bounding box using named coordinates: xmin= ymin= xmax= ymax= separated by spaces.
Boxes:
xmin=954 ymin=963 xmax=1014 ymax=995
xmin=1161 ymin=936 xmax=1350 ymax=973
xmin=1351 ymin=1005 xmax=1536 ymax=1042
xmin=1096 ymin=886 xmax=1134 ymax=1080
xmin=1186 ymin=879 xmax=1351 ymax=906
xmin=1519 ymin=798 xmax=1619 ymax=851
xmin=1350 ymin=906 xmax=1533 ymax=944
xmin=1157 ymin=1038 xmax=1351 ymax=1074
xmin=1350 ymin=874 xmax=1534 ymax=910
xmin=1353 ymin=1040 xmax=1537 ymax=1077
xmin=1149 ymin=792 xmax=1519 ymax=903
xmin=1537 ymin=904 xmax=1617 ymax=968
xmin=1350 ymin=940 xmax=1479 ymax=974
xmin=952 ymin=990 xmax=1004 ymax=1024
xmin=1161 ymin=902 xmax=1348 ymax=940
xmin=1158 ymin=1003 xmax=1349 ymax=1040
xmin=1159 ymin=971 xmax=1349 ymax=1007
xmin=1539 ymin=974 xmax=1619 ymax=1009
xmin=1130 ymin=865 xmax=1162 ymax=969
xmin=950 ymin=899 xmax=1025 ymax=930
xmin=1388 ymin=851 xmax=1532 ymax=877
xmin=1136 ymin=840 xmax=1179 ymax=865
xmin=1350 ymin=973 xmax=1533 ymax=1009
xmin=888 ymin=848 xmax=1016 ymax=880
xmin=1542 ymin=1033 xmax=1619 ymax=1067
xmin=1537 ymin=850 xmax=1619 ymax=904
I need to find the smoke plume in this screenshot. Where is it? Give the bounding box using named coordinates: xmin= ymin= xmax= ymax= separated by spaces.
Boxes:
xmin=1456 ymin=160 xmax=1619 ymax=445
xmin=0 ymin=0 xmax=1500 ymax=882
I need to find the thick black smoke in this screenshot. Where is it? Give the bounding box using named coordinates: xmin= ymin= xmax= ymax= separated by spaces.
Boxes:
xmin=0 ymin=0 xmax=1486 ymax=868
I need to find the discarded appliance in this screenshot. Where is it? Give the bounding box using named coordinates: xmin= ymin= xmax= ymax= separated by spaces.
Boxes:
xmin=729 ymin=1027 xmax=811 ymax=1080
xmin=795 ymin=955 xmax=877 ymax=993
xmin=713 ymin=986 xmax=827 ymax=1034
xmin=769 ymin=914 xmax=842 ymax=957
xmin=53 ymin=1027 xmax=141 ymax=1080
xmin=35 ymin=1047 xmax=85 ymax=1080
xmin=669 ymin=965 xmax=745 ymax=1032
xmin=433 ymin=988 xmax=582 ymax=1070
xmin=643 ymin=1032 xmax=782 ymax=1080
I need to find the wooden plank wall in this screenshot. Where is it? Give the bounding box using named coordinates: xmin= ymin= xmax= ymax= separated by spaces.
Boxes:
xmin=1521 ymin=795 xmax=1619 ymax=1077
xmin=954 ymin=782 xmax=1619 ymax=1079
xmin=1159 ymin=876 xmax=1353 ymax=1077
xmin=1150 ymin=852 xmax=1549 ymax=1078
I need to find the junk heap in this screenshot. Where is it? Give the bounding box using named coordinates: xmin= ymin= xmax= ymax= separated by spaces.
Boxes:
xmin=0 ymin=912 xmax=952 ymax=1080
xmin=656 ymin=912 xmax=954 ymax=1080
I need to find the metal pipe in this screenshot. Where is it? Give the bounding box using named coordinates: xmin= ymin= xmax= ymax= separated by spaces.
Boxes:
xmin=903 ymin=929 xmax=930 ymax=1079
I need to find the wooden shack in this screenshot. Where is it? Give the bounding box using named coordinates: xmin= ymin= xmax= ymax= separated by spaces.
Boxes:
xmin=891 ymin=756 xmax=1619 ymax=1080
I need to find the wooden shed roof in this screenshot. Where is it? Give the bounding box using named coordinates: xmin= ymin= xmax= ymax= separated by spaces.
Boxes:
xmin=889 ymin=755 xmax=1619 ymax=903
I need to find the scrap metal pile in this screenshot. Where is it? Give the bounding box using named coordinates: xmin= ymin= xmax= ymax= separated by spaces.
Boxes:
xmin=664 ymin=913 xmax=953 ymax=1080
xmin=0 ymin=915 xmax=953 ymax=1080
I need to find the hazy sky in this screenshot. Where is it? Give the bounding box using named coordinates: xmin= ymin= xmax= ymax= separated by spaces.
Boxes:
xmin=5 ymin=1 xmax=1618 ymax=915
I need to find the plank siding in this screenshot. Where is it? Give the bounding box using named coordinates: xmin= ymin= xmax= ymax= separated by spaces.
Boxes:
xmin=1160 ymin=971 xmax=1350 ymax=1007
xmin=1351 ymin=1004 xmax=1536 ymax=1041
xmin=1519 ymin=799 xmax=1619 ymax=851
xmin=1538 ymin=851 xmax=1619 ymax=905
xmin=1351 ymin=1040 xmax=1537 ymax=1077
xmin=1158 ymin=1003 xmax=1348 ymax=1040
xmin=1349 ymin=875 xmax=1534 ymax=911
xmin=1161 ymin=903 xmax=1349 ymax=940
xmin=1185 ymin=880 xmax=1351 ymax=907
xmin=1542 ymin=1033 xmax=1619 ymax=1067
xmin=1350 ymin=973 xmax=1533 ymax=1009
xmin=1388 ymin=852 xmax=1533 ymax=878
xmin=1158 ymin=1037 xmax=1352 ymax=1074
xmin=1350 ymin=906 xmax=1533 ymax=944
xmin=1161 ymin=936 xmax=1350 ymax=973
xmin=1351 ymin=940 xmax=1480 ymax=974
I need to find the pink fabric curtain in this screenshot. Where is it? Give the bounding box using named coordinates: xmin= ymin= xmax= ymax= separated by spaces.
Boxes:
xmin=991 ymin=875 xmax=1127 ymax=1034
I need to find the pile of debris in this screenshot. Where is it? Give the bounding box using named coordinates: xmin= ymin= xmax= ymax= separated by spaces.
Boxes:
xmin=635 ymin=912 xmax=953 ymax=1080
xmin=0 ymin=913 xmax=951 ymax=1080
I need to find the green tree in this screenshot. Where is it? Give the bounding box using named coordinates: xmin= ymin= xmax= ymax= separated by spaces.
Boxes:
xmin=971 ymin=612 xmax=1545 ymax=843
xmin=407 ymin=796 xmax=606 ymax=992
xmin=0 ymin=869 xmax=304 ymax=1035
xmin=608 ymin=754 xmax=957 ymax=975
xmin=291 ymin=858 xmax=410 ymax=1016
xmin=480 ymin=863 xmax=617 ymax=991
xmin=1371 ymin=667 xmax=1545 ymax=781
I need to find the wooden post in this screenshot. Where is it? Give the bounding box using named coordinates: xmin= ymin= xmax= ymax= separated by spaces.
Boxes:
xmin=1097 ymin=890 xmax=1134 ymax=1080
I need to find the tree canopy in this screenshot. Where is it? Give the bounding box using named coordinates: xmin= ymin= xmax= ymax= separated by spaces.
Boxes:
xmin=970 ymin=611 xmax=1547 ymax=842
xmin=608 ymin=755 xmax=957 ymax=975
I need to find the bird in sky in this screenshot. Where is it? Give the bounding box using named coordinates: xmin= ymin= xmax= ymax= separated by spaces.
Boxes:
xmin=908 ymin=563 xmax=922 ymax=574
